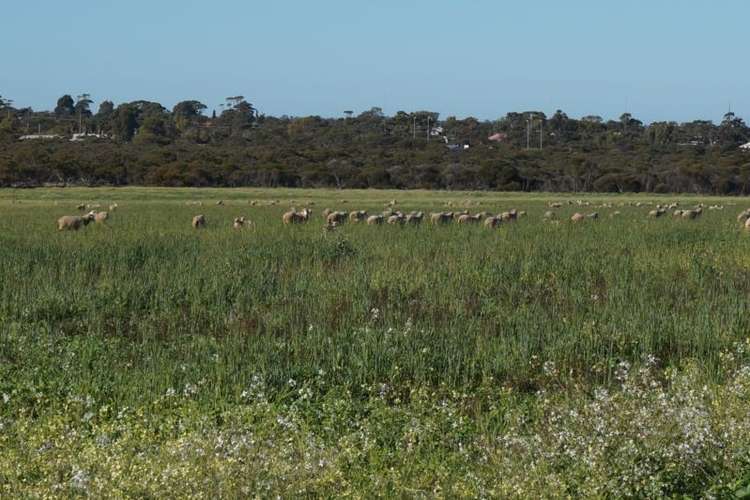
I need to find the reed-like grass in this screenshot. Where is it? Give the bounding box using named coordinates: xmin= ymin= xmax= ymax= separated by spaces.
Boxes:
xmin=2 ymin=187 xmax=750 ymax=495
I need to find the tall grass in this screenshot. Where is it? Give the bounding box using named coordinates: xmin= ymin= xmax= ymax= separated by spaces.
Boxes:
xmin=1 ymin=188 xmax=750 ymax=495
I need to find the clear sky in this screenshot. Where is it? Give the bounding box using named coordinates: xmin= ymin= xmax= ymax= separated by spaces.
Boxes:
xmin=1 ymin=0 xmax=747 ymax=124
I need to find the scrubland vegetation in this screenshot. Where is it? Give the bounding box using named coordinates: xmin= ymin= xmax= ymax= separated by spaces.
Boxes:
xmin=2 ymin=187 xmax=750 ymax=497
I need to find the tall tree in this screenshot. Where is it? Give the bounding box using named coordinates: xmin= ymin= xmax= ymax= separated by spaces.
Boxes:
xmin=54 ymin=95 xmax=75 ymax=117
xmin=75 ymin=93 xmax=93 ymax=132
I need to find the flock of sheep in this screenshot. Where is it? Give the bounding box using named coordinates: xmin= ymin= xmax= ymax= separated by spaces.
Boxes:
xmin=55 ymin=198 xmax=750 ymax=232
xmin=56 ymin=203 xmax=116 ymax=230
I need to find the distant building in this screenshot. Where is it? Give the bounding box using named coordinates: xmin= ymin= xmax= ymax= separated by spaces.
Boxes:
xmin=430 ymin=126 xmax=444 ymax=137
xmin=488 ymin=132 xmax=508 ymax=143
xmin=71 ymin=132 xmax=109 ymax=142
xmin=19 ymin=134 xmax=62 ymax=141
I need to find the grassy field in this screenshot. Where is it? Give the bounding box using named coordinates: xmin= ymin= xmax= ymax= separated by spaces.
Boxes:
xmin=2 ymin=187 xmax=750 ymax=497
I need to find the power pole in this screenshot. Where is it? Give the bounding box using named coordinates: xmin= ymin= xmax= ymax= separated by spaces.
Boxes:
xmin=526 ymin=116 xmax=531 ymax=150
xmin=540 ymin=119 xmax=543 ymax=150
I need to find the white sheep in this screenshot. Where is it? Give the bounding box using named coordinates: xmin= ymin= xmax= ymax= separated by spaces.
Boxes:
xmin=192 ymin=214 xmax=206 ymax=228
xmin=57 ymin=212 xmax=95 ymax=231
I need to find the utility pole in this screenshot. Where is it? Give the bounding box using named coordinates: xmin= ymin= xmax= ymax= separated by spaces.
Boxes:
xmin=413 ymin=115 xmax=416 ymax=140
xmin=540 ymin=119 xmax=543 ymax=150
xmin=526 ymin=116 xmax=531 ymax=150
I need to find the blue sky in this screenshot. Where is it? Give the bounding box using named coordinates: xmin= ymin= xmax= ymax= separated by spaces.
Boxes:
xmin=1 ymin=0 xmax=747 ymax=123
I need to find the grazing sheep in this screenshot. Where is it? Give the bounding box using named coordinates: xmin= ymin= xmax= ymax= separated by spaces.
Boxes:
xmin=327 ymin=211 xmax=348 ymax=225
xmin=349 ymin=210 xmax=368 ymax=222
xmin=57 ymin=212 xmax=95 ymax=231
xmin=322 ymin=208 xmax=332 ymax=219
xmin=76 ymin=203 xmax=86 ymax=211
xmin=92 ymin=211 xmax=109 ymax=223
xmin=283 ymin=208 xmax=312 ymax=224
xmin=737 ymin=209 xmax=750 ymax=223
xmin=543 ymin=210 xmax=556 ymax=220
xmin=682 ymin=208 xmax=702 ymax=220
xmin=571 ymin=212 xmax=585 ymax=222
xmin=216 ymin=200 xmax=224 ymax=206
xmin=610 ymin=211 xmax=621 ymax=218
xmin=405 ymin=212 xmax=424 ymax=225
xmin=192 ymin=215 xmax=206 ymax=228
xmin=500 ymin=210 xmax=517 ymax=222
xmin=745 ymin=218 xmax=750 ymax=231
xmin=457 ymin=213 xmax=481 ymax=224
xmin=648 ymin=209 xmax=666 ymax=218
xmin=587 ymin=212 xmax=599 ymax=219
xmin=109 ymin=203 xmax=118 ymax=211
xmin=387 ymin=214 xmax=405 ymax=225
xmin=233 ymin=216 xmax=247 ymax=229
xmin=484 ymin=216 xmax=502 ymax=228
xmin=549 ymin=202 xmax=562 ymax=208
xmin=430 ymin=212 xmax=454 ymax=224
xmin=366 ymin=215 xmax=384 ymax=225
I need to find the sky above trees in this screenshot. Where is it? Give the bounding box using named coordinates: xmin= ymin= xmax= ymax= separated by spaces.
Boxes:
xmin=1 ymin=0 xmax=748 ymax=124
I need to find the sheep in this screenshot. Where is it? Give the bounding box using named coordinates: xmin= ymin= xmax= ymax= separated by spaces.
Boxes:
xmin=109 ymin=203 xmax=118 ymax=211
xmin=327 ymin=211 xmax=348 ymax=225
xmin=500 ymin=210 xmax=517 ymax=222
xmin=647 ymin=209 xmax=666 ymax=218
xmin=76 ymin=203 xmax=86 ymax=211
xmin=233 ymin=216 xmax=247 ymax=229
xmin=587 ymin=212 xmax=599 ymax=220
xmin=457 ymin=213 xmax=481 ymax=224
xmin=571 ymin=212 xmax=585 ymax=222
xmin=610 ymin=211 xmax=621 ymax=218
xmin=737 ymin=209 xmax=750 ymax=223
xmin=349 ymin=210 xmax=368 ymax=222
xmin=543 ymin=210 xmax=556 ymax=220
xmin=322 ymin=208 xmax=332 ymax=219
xmin=673 ymin=209 xmax=684 ymax=218
xmin=745 ymin=218 xmax=750 ymax=231
xmin=324 ymin=220 xmax=338 ymax=232
xmin=484 ymin=216 xmax=502 ymax=228
xmin=92 ymin=211 xmax=109 ymax=223
xmin=283 ymin=208 xmax=312 ymax=224
xmin=405 ymin=212 xmax=424 ymax=225
xmin=387 ymin=214 xmax=405 ymax=225
xmin=681 ymin=208 xmax=702 ymax=220
xmin=518 ymin=211 xmax=527 ymax=217
xmin=549 ymin=202 xmax=562 ymax=208
xmin=366 ymin=215 xmax=384 ymax=225
xmin=57 ymin=212 xmax=95 ymax=231
xmin=430 ymin=212 xmax=454 ymax=224
xmin=192 ymin=214 xmax=206 ymax=228
xmin=216 ymin=200 xmax=224 ymax=206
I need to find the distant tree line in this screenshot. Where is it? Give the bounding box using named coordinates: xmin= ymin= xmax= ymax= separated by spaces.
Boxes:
xmin=1 ymin=93 xmax=749 ymax=193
